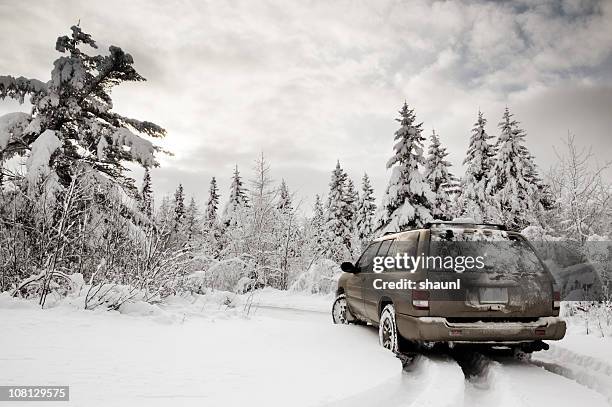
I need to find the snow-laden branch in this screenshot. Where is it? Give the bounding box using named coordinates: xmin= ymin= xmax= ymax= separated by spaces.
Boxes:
xmin=0 ymin=75 xmax=48 ymax=104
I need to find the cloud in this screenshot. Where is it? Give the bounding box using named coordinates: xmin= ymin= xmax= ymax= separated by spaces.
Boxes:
xmin=1 ymin=0 xmax=611 ymax=210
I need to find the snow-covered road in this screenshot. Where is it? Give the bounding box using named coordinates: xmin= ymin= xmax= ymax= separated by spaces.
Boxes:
xmin=1 ymin=296 xmax=611 ymax=407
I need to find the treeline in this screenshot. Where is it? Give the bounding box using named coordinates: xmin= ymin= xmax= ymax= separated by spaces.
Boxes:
xmin=1 ymin=26 xmax=610 ymax=307
xmin=146 ymin=100 xmax=610 ymax=300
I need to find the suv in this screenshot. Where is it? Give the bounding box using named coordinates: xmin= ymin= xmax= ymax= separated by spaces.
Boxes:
xmin=331 ymin=222 xmax=566 ymax=353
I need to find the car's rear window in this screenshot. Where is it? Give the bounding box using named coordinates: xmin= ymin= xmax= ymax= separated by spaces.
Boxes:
xmin=428 ymin=228 xmax=545 ymax=276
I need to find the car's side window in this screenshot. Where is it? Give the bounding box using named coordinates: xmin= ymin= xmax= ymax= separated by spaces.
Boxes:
xmin=377 ymin=239 xmax=394 ymax=258
xmin=385 ymin=233 xmax=419 ymax=272
xmin=355 ymin=242 xmax=382 ymax=273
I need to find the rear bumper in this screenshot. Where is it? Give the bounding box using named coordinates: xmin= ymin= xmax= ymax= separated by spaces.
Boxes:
xmin=396 ymin=314 xmax=566 ymax=342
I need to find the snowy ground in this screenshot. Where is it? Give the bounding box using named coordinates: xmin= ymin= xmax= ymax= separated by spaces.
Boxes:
xmin=0 ymin=293 xmax=398 ymax=407
xmin=1 ymin=293 xmax=611 ymax=407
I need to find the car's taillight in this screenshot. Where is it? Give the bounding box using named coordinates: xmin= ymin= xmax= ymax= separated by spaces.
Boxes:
xmin=553 ymin=291 xmax=561 ymax=310
xmin=412 ymin=289 xmax=430 ymax=310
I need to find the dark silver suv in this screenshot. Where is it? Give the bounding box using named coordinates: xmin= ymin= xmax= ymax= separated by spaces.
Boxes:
xmin=331 ymin=222 xmax=566 ymax=353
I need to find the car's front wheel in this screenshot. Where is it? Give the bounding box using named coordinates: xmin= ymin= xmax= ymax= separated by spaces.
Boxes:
xmin=331 ymin=294 xmax=356 ymax=324
xmin=379 ymin=304 xmax=399 ymax=353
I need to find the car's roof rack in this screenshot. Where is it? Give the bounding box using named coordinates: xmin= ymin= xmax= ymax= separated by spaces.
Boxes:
xmin=425 ymin=221 xmax=508 ymax=231
xmin=379 ymin=222 xmax=509 ymax=238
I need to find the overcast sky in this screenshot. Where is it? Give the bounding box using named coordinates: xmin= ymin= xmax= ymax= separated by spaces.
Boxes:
xmin=1 ymin=0 xmax=611 ymax=212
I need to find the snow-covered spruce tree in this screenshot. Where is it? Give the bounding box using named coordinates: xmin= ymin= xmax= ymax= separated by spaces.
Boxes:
xmin=200 ymin=177 xmax=222 ymax=257
xmin=343 ymin=178 xmax=359 ymax=228
xmin=278 ymin=179 xmax=292 ymax=212
xmin=310 ymin=194 xmax=327 ymax=255
xmin=140 ymin=167 xmax=154 ymax=218
xmin=457 ymin=110 xmax=495 ymax=222
xmin=324 ymin=161 xmax=352 ymax=262
xmin=0 ymin=26 xmax=165 ymax=193
xmin=217 ymin=165 xmax=250 ymax=261
xmin=205 ymin=177 xmax=220 ymax=227
xmin=173 ymin=183 xmax=186 ymax=229
xmin=486 ymin=108 xmax=537 ymax=229
xmin=425 ymin=129 xmax=454 ymax=220
xmin=522 ymin=148 xmax=555 ymax=225
xmin=275 ymin=179 xmax=299 ymax=289
xmin=184 ymin=197 xmax=201 ymax=241
xmin=223 ymin=165 xmax=249 ymax=226
xmin=298 ymin=194 xmax=327 ymax=277
xmin=377 ymin=102 xmax=434 ymax=232
xmin=355 ymin=172 xmax=376 ymax=244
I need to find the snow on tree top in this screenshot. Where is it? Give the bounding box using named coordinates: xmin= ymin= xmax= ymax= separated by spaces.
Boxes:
xmin=0 ymin=112 xmax=31 ymax=150
xmin=25 ymin=129 xmax=62 ymax=184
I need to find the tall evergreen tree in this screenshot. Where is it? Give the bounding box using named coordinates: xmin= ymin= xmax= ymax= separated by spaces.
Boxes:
xmin=173 ymin=183 xmax=186 ymax=229
xmin=378 ymin=102 xmax=434 ymax=232
xmin=355 ymin=172 xmax=376 ymax=242
xmin=184 ymin=197 xmax=200 ymax=240
xmin=0 ymin=25 xmax=165 ymax=192
xmin=140 ymin=167 xmax=154 ymax=218
xmin=486 ymin=108 xmax=537 ymax=229
xmin=520 ymin=140 xmax=554 ymax=226
xmin=205 ymin=177 xmax=219 ymax=227
xmin=230 ymin=165 xmax=248 ymax=206
xmin=275 ymin=178 xmax=297 ymax=289
xmin=458 ymin=110 xmax=495 ymax=221
xmin=524 ymin=150 xmax=553 ymax=208
xmin=311 ymin=194 xmax=326 ymax=254
xmin=324 ymin=161 xmax=352 ymax=262
xmin=278 ymin=179 xmax=292 ymax=212
xmin=343 ymin=178 xmax=358 ymax=227
xmin=223 ymin=165 xmax=249 ymax=224
xmin=425 ymin=130 xmax=454 ymax=220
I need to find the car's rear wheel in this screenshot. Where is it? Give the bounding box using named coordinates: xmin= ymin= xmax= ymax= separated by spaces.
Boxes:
xmin=379 ymin=304 xmax=399 ymax=353
xmin=331 ymin=294 xmax=355 ymax=324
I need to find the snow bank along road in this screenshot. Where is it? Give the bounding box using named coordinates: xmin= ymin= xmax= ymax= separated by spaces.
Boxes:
xmin=1 ymin=299 xmax=611 ymax=407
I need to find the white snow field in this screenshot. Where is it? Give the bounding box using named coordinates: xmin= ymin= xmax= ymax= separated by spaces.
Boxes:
xmin=1 ymin=292 xmax=611 ymax=407
xmin=0 ymin=294 xmax=400 ymax=407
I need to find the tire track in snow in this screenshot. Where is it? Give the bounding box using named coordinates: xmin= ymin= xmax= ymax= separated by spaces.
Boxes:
xmin=404 ymin=355 xmax=465 ymax=407
xmin=531 ymin=344 xmax=612 ymax=405
xmin=446 ymin=347 xmax=542 ymax=407
xmin=454 ymin=349 xmax=611 ymax=407
xmin=320 ymin=354 xmax=465 ymax=407
xmin=478 ymin=355 xmax=611 ymax=407
xmin=463 ymin=358 xmax=525 ymax=407
xmin=328 ymin=350 xmax=611 ymax=407
xmin=332 ymin=349 xmax=609 ymax=407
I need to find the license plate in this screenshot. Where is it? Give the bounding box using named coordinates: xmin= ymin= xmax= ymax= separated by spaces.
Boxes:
xmin=479 ymin=287 xmax=508 ymax=304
